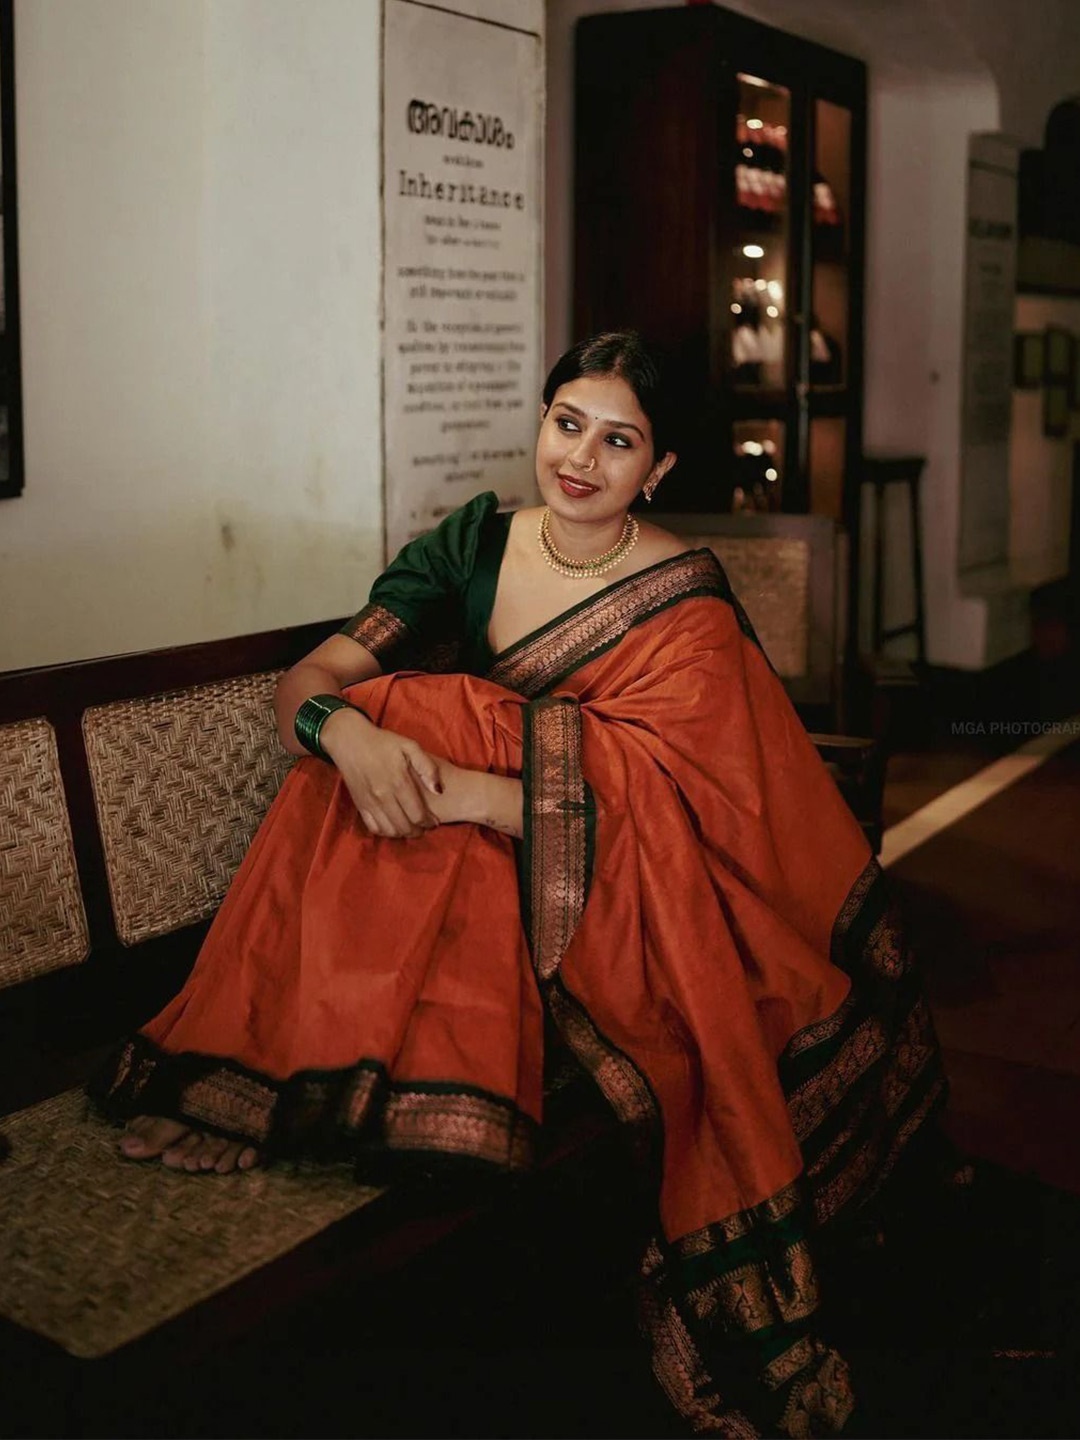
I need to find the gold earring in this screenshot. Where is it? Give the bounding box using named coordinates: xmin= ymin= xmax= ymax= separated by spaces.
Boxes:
xmin=643 ymin=479 xmax=658 ymax=503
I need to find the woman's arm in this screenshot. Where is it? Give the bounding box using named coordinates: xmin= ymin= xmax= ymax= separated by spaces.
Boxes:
xmin=275 ymin=634 xmax=443 ymax=838
xmin=275 ymin=631 xmax=522 ymax=840
xmin=428 ymin=768 xmax=524 ymax=840
xmin=273 ymin=633 xmax=382 ymax=756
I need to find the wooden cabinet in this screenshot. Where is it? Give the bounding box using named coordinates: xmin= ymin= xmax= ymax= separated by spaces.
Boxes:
xmin=573 ymin=4 xmax=866 ymax=531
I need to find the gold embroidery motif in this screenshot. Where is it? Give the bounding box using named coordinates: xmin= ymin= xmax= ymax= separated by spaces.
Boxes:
xmin=829 ymin=858 xmax=880 ymax=966
xmin=880 ymin=997 xmax=937 ymax=1116
xmin=810 ymin=1135 xmax=881 ymax=1224
xmin=107 ymin=1040 xmax=137 ymax=1097
xmin=527 ymin=696 xmax=588 ymax=982
xmin=340 ymin=1068 xmax=381 ymax=1130
xmin=102 ymin=1039 xmax=538 ymax=1169
xmin=488 ymin=550 xmax=725 ymax=697
xmin=638 ymin=1263 xmax=759 ymax=1440
xmin=382 ymin=1089 xmax=535 ymax=1169
xmin=862 ymin=900 xmax=911 ymax=978
xmin=183 ymin=1069 xmax=278 ymax=1143
xmin=780 ymin=1347 xmax=855 ymax=1438
xmin=875 ymin=1073 xmax=948 ymax=1190
xmin=674 ymin=1181 xmax=803 ymax=1256
xmin=787 ymin=1017 xmax=888 ymax=1141
xmin=782 ymin=991 xmax=857 ymax=1062
xmin=546 ymin=984 xmax=658 ymax=1162
xmin=804 ymin=1090 xmax=875 ymax=1182
xmin=684 ymin=1240 xmax=819 ymax=1332
xmin=809 ymin=1065 xmax=945 ymax=1223
xmin=340 ymin=603 xmax=410 ymax=661
xmin=763 ymin=1336 xmax=816 ymax=1391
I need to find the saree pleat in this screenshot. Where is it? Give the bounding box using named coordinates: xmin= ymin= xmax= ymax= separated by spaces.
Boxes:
xmin=96 ymin=548 xmax=946 ymax=1436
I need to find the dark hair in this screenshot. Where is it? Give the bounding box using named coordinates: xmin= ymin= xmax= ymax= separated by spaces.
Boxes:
xmin=541 ymin=330 xmax=680 ymax=461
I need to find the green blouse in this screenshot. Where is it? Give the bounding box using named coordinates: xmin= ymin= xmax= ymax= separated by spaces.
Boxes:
xmin=339 ymin=492 xmax=512 ymax=675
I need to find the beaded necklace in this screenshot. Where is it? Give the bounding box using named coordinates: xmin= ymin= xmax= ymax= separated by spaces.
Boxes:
xmin=538 ymin=508 xmax=640 ymax=578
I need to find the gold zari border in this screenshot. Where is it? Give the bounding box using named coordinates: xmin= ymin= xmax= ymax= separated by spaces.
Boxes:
xmin=682 ymin=1239 xmax=819 ymax=1330
xmin=339 ymin=603 xmax=411 ymax=663
xmin=103 ymin=1041 xmax=535 ymax=1168
xmin=382 ymin=1088 xmax=534 ymax=1170
xmin=546 ymin=983 xmax=658 ymax=1164
xmin=526 ymin=696 xmax=589 ymax=981
xmin=489 ymin=550 xmax=725 ymax=697
xmin=674 ymin=1180 xmax=803 ymax=1257
xmin=787 ymin=1017 xmax=888 ymax=1141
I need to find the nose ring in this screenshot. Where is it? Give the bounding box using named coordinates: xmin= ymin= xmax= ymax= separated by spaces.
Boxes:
xmin=573 ymin=456 xmax=596 ymax=473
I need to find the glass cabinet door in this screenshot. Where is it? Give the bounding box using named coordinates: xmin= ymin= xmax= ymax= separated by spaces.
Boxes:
xmin=729 ymin=71 xmax=794 ymax=511
xmin=810 ymin=98 xmax=851 ymax=392
xmin=731 ymin=72 xmax=791 ymax=396
xmin=807 ymin=97 xmax=854 ymax=519
xmin=572 ymin=6 xmax=865 ymax=526
xmin=732 ymin=419 xmax=785 ymax=512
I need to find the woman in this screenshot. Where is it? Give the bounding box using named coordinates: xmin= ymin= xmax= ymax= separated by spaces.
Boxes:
xmin=98 ymin=332 xmax=946 ymax=1437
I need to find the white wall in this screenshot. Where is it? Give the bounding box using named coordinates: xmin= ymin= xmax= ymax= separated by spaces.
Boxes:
xmin=1 ymin=0 xmax=385 ymax=671
xmin=945 ymin=0 xmax=1080 ymax=147
xmin=862 ymin=79 xmax=1002 ymax=666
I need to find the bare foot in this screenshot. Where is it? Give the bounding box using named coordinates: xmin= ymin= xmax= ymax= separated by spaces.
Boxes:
xmin=119 ymin=1115 xmax=260 ymax=1173
xmin=119 ymin=1114 xmax=191 ymax=1160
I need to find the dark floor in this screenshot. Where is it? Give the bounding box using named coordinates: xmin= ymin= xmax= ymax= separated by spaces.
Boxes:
xmin=3 ymin=587 xmax=1080 ymax=1440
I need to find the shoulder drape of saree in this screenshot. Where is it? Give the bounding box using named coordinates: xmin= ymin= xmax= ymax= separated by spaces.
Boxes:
xmin=502 ymin=553 xmax=945 ymax=1438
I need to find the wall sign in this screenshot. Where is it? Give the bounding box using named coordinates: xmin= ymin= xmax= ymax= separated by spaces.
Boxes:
xmin=382 ymin=0 xmax=542 ymax=556
xmin=958 ymin=135 xmax=1019 ymax=577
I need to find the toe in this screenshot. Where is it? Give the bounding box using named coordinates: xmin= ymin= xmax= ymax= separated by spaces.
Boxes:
xmin=198 ymin=1136 xmax=230 ymax=1171
xmin=120 ymin=1116 xmax=190 ymax=1159
xmin=237 ymin=1146 xmax=260 ymax=1172
xmin=213 ymin=1141 xmax=244 ymax=1174
xmin=162 ymin=1132 xmax=203 ymax=1170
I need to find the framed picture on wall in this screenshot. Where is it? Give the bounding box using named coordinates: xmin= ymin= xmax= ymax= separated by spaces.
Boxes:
xmin=1013 ymin=331 xmax=1044 ymax=390
xmin=1044 ymin=326 xmax=1075 ymax=384
xmin=1044 ymin=383 xmax=1071 ymax=438
xmin=0 ymin=0 xmax=24 ymax=501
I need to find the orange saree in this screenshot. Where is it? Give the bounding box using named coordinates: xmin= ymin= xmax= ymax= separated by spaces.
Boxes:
xmin=98 ymin=537 xmax=946 ymax=1438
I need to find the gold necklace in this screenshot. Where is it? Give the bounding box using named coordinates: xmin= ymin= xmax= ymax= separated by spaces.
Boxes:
xmin=538 ymin=507 xmax=640 ymax=578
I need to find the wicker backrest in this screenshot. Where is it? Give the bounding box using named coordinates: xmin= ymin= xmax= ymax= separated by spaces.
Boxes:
xmin=706 ymin=535 xmax=810 ymax=677
xmin=0 ymin=718 xmax=90 ymax=985
xmin=651 ymin=512 xmax=840 ymax=707
xmin=83 ymin=672 xmax=294 ymax=946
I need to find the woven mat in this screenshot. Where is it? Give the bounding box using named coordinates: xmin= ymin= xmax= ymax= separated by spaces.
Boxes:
xmin=0 ymin=1089 xmax=383 ymax=1358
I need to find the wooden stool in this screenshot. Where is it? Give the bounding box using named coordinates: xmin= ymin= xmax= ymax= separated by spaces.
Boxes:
xmin=865 ymin=454 xmax=927 ymax=665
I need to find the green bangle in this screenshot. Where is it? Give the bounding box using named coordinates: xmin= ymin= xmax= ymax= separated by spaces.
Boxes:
xmin=294 ymin=693 xmax=353 ymax=761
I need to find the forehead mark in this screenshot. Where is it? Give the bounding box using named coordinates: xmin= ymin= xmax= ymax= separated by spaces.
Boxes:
xmin=552 ymin=399 xmax=646 ymax=441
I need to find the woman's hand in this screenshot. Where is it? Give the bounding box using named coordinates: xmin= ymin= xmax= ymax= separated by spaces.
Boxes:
xmin=428 ymin=764 xmax=524 ymax=840
xmin=319 ymin=707 xmax=443 ymax=838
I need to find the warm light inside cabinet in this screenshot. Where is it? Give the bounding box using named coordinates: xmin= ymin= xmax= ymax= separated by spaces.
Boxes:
xmin=811 ymin=99 xmax=852 ymax=390
xmin=733 ymin=74 xmax=791 ymax=393
xmin=732 ymin=421 xmax=785 ymax=512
